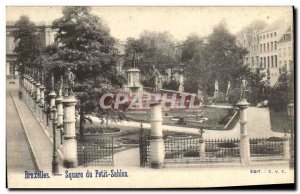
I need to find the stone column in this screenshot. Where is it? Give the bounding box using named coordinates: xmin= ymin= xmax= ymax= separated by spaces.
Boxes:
xmin=283 ymin=137 xmax=290 ymax=160
xmin=35 ymin=82 xmax=41 ymax=116
xmin=23 ymin=75 xmax=27 ymax=100
xmin=39 ymin=85 xmax=45 ymax=121
xmin=62 ymin=95 xmax=78 ymax=168
xmin=56 ymin=81 xmax=64 ymax=145
xmin=199 ymin=139 xmax=205 ymax=161
xmin=236 ymin=99 xmax=250 ymax=166
xmin=29 ymin=77 xmax=34 ymax=108
xmin=150 ymin=102 xmax=164 ymax=168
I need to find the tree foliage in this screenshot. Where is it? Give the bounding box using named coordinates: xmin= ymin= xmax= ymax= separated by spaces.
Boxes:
xmin=12 ymin=15 xmax=44 ymax=73
xmin=43 ymin=7 xmax=126 ymax=132
xmin=184 ymin=23 xmax=248 ymax=96
xmin=124 ymin=31 xmax=180 ymax=81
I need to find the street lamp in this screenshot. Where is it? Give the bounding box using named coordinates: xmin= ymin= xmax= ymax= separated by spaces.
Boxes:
xmin=50 ymin=107 xmax=59 ymax=174
xmin=287 ymin=102 xmax=294 ymax=168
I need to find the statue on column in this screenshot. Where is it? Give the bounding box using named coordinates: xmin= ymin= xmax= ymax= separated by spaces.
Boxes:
xmin=240 ymin=77 xmax=247 ymax=100
xmin=153 ymin=69 xmax=160 ymax=93
xmin=130 ymin=50 xmax=139 ymax=68
xmin=179 ymin=74 xmax=184 ymax=87
xmin=64 ymin=68 xmax=76 ymax=96
xmin=214 ymin=79 xmax=219 ymax=93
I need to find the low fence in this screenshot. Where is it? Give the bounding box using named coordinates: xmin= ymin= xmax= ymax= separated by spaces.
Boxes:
xmin=249 ymin=137 xmax=285 ymax=158
xmin=140 ymin=135 xmax=288 ymax=166
xmin=23 ymin=89 xmax=63 ymax=148
xmin=164 ymin=137 xmax=240 ymax=164
xmin=77 ymin=134 xmax=114 ymax=166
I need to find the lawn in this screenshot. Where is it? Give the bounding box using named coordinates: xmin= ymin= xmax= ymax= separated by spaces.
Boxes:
xmin=127 ymin=107 xmax=231 ymax=130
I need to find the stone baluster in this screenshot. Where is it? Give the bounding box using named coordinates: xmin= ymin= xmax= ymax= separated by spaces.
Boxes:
xmin=236 ymin=99 xmax=250 ymax=166
xmin=150 ymin=102 xmax=164 ymax=168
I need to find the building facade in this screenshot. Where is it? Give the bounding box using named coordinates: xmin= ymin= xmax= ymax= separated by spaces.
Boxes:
xmin=277 ymin=26 xmax=293 ymax=73
xmin=238 ymin=20 xmax=293 ymax=86
xmin=6 ymin=21 xmax=57 ymax=77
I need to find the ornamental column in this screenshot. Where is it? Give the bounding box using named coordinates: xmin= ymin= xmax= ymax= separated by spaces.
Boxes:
xmin=56 ymin=76 xmax=64 ymax=145
xmin=39 ymin=72 xmax=45 ymax=122
xmin=150 ymin=102 xmax=164 ymax=168
xmin=236 ymin=98 xmax=250 ymax=166
xmin=35 ymin=80 xmax=41 ymax=116
xmin=62 ymin=69 xmax=78 ymax=168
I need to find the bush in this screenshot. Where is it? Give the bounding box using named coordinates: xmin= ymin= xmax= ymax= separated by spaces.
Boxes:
xmin=163 ymin=80 xmax=180 ymax=91
xmin=218 ymin=142 xmax=238 ymax=148
xmin=183 ymin=151 xmax=199 ymax=157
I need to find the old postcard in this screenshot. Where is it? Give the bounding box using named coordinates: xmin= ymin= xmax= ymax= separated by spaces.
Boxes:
xmin=6 ymin=6 xmax=295 ymax=189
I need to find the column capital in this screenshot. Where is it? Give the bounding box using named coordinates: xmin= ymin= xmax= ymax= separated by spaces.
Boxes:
xmin=236 ymin=99 xmax=250 ymax=109
xmin=62 ymin=95 xmax=78 ymax=107
xmin=48 ymin=90 xmax=57 ymax=98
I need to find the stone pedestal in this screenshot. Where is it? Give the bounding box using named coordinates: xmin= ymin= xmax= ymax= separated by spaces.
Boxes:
xmin=62 ymin=96 xmax=78 ymax=168
xmin=150 ymin=102 xmax=164 ymax=168
xmin=35 ymin=82 xmax=41 ymax=115
xmin=56 ymin=94 xmax=64 ymax=145
xmin=199 ymin=138 xmax=205 ymax=160
xmin=283 ymin=138 xmax=290 ymax=160
xmin=39 ymin=85 xmax=45 ymax=121
xmin=49 ymin=90 xmax=57 ymax=108
xmin=236 ymin=99 xmax=250 ymax=166
xmin=178 ymin=85 xmax=184 ymax=93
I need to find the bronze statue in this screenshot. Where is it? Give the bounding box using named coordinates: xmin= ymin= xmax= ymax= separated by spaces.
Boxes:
xmin=153 ymin=69 xmax=160 ymax=93
xmin=240 ymin=78 xmax=247 ymax=100
xmin=64 ymin=68 xmax=76 ymax=96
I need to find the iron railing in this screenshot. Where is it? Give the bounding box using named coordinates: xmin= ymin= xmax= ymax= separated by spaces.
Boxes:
xmin=249 ymin=138 xmax=285 ymax=157
xmin=139 ymin=134 xmax=150 ymax=167
xmin=205 ymin=138 xmax=240 ymax=162
xmin=77 ymin=134 xmax=114 ymax=166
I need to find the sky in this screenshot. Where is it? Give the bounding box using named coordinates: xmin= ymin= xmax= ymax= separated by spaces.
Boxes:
xmin=6 ymin=6 xmax=293 ymax=41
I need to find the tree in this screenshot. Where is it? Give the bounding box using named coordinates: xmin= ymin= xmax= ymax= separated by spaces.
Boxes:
xmin=183 ymin=22 xmax=248 ymax=97
xmin=13 ymin=15 xmax=45 ymax=98
xmin=239 ymin=20 xmax=267 ymax=35
xmin=124 ymin=31 xmax=179 ymax=85
xmin=181 ymin=34 xmax=203 ymax=63
xmin=269 ymin=72 xmax=292 ymax=111
xmin=13 ymin=16 xmax=45 ymax=71
xmin=45 ymin=7 xmax=125 ymax=133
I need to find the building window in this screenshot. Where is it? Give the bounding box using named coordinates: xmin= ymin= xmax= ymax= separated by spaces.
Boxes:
xmin=274 ymin=32 xmax=276 ymax=36
xmin=271 ymin=42 xmax=273 ymax=51
xmin=274 ymin=41 xmax=277 ymax=50
xmin=263 ymin=44 xmax=266 ymax=52
xmin=264 ymin=57 xmax=266 ymax=68
xmin=267 ymin=43 xmax=269 ymax=52
xmin=260 ymin=57 xmax=263 ymax=67
xmin=278 ymin=48 xmax=281 ymax=57
xmin=271 ymin=56 xmax=274 ymax=67
xmin=284 ymin=61 xmax=287 ymax=70
xmin=288 ymin=46 xmax=292 ymax=56
xmin=260 ymin=44 xmax=262 ymax=53
xmin=256 ymin=56 xmax=259 ymax=66
xmin=275 ymin=55 xmax=277 ymax=67
xmin=263 ymin=35 xmax=265 ymax=39
xmin=267 ymin=34 xmax=269 ymax=38
xmin=251 ymin=57 xmax=254 ymax=66
xmin=271 ymin=33 xmax=273 ymax=37
xmin=289 ymin=60 xmax=293 ymax=71
xmin=267 ymin=56 xmax=270 ymax=68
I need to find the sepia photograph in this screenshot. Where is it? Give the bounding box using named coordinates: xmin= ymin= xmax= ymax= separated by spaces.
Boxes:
xmin=5 ymin=6 xmax=295 ymax=189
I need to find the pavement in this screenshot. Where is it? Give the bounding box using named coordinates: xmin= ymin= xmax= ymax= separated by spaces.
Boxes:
xmin=6 ymin=88 xmax=36 ymax=173
xmin=7 ymin=83 xmax=63 ymax=172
